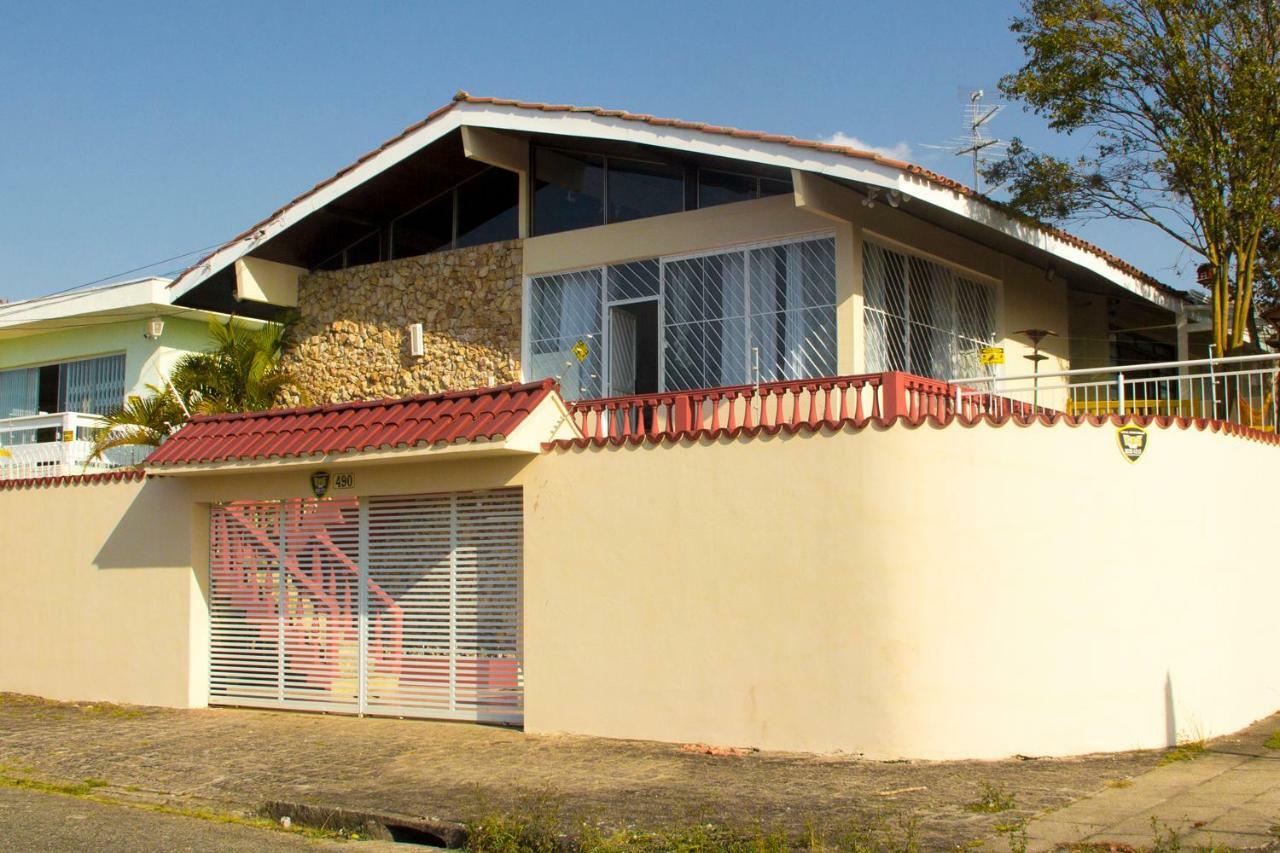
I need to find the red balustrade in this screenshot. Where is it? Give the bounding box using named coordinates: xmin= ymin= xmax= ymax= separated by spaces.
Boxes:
xmin=568 ymin=371 xmax=1043 ymax=440
xmin=569 ymin=373 xmax=891 ymax=440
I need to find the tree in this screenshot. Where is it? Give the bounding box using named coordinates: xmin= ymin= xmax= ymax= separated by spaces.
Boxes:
xmin=89 ymin=317 xmax=298 ymax=463
xmin=986 ymin=0 xmax=1280 ymax=354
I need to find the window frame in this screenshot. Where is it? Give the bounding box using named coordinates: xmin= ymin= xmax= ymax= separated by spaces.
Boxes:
xmin=0 ymin=351 xmax=128 ymax=418
xmin=861 ymin=233 xmax=1003 ymax=379
xmin=522 ymin=230 xmax=838 ymax=398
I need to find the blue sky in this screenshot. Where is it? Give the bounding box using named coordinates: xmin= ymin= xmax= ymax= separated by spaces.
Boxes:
xmin=0 ymin=0 xmax=1196 ymax=302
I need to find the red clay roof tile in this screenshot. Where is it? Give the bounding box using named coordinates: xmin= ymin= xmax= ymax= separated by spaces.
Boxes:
xmin=145 ymin=380 xmax=556 ymax=468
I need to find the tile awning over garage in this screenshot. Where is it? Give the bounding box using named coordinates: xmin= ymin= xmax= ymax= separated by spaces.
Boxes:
xmin=145 ymin=379 xmax=577 ymax=473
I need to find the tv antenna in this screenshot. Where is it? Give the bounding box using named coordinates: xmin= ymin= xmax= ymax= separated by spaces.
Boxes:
xmin=956 ymin=90 xmax=1005 ymax=192
xmin=925 ymin=90 xmax=1008 ymax=193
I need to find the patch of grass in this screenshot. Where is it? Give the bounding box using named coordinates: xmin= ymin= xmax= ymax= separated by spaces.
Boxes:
xmin=964 ymin=782 xmax=1015 ymax=814
xmin=466 ymin=794 xmax=564 ymax=853
xmin=1157 ymin=739 xmax=1206 ymax=765
xmin=1264 ymin=731 xmax=1280 ymax=750
xmin=994 ymin=817 xmax=1028 ymax=853
xmin=466 ymin=796 xmax=924 ymax=852
xmin=0 ymin=768 xmax=352 ymax=842
xmin=1103 ymin=778 xmax=1133 ymax=789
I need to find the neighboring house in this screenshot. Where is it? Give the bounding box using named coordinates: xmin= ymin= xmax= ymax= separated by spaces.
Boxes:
xmin=0 ymin=276 xmax=247 ymax=478
xmin=166 ymin=92 xmax=1204 ymax=413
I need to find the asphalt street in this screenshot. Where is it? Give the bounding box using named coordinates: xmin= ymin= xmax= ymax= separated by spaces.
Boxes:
xmin=0 ymin=786 xmax=405 ymax=852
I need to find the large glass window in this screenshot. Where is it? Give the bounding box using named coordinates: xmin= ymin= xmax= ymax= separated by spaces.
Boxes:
xmin=0 ymin=353 xmax=126 ymax=440
xmin=389 ymin=167 xmax=520 ymax=261
xmin=863 ymin=241 xmax=997 ymax=378
xmin=0 ymin=368 xmax=38 ymax=418
xmin=390 ymin=194 xmax=452 ymax=259
xmin=456 ymin=168 xmax=520 ymax=248
xmin=533 ymin=149 xmax=605 ymax=236
xmin=606 ymin=158 xmax=684 ymax=224
xmin=527 ymin=268 xmax=603 ymax=400
xmin=698 ymin=168 xmax=793 ymax=209
xmin=527 ymin=234 xmax=837 ymax=399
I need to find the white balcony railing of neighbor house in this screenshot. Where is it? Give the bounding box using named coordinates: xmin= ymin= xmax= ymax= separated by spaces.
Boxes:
xmin=951 ymin=352 xmax=1280 ymax=432
xmin=0 ymin=411 xmax=151 ymax=481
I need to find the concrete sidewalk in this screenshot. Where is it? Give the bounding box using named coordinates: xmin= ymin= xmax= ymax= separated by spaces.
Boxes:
xmin=1020 ymin=714 xmax=1280 ymax=851
xmin=0 ymin=693 xmax=1161 ymax=849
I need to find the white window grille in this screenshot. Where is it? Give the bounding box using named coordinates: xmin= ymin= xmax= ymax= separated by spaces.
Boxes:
xmin=527 ymin=233 xmax=837 ymax=399
xmin=863 ymin=241 xmax=997 ymax=379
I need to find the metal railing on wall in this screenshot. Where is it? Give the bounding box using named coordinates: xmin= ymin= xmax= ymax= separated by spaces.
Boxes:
xmin=0 ymin=411 xmax=149 ymax=480
xmin=951 ymin=353 xmax=1280 ymax=432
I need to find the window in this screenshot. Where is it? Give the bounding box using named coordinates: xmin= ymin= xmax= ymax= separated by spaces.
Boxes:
xmin=527 ymin=268 xmax=603 ymax=400
xmin=862 ymin=242 xmax=997 ymax=378
xmin=344 ymin=231 xmax=382 ymax=267
xmin=390 ymin=167 xmax=520 ymax=261
xmin=664 ymin=238 xmax=836 ymax=390
xmin=526 ymin=234 xmax=837 ymax=399
xmin=605 ymin=158 xmax=684 ymax=224
xmin=391 ymin=194 xmax=453 ymax=259
xmin=0 ymin=353 xmax=126 ymax=440
xmin=697 ymin=169 xmax=793 ymax=209
xmin=456 ymin=168 xmax=520 ymax=248
xmin=533 ymin=149 xmax=605 ymax=236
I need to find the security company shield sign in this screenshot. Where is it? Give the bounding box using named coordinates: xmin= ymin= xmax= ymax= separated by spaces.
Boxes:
xmin=1116 ymin=425 xmax=1148 ymax=463
xmin=310 ymin=470 xmax=331 ymax=498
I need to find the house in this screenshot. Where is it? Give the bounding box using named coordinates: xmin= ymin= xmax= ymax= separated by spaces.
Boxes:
xmin=0 ymin=276 xmax=257 ymax=479
xmin=165 ymin=92 xmax=1202 ymax=411
xmin=1 ymin=93 xmax=1277 ymax=762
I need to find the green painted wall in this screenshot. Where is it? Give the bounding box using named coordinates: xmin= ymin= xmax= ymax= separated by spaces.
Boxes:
xmin=0 ymin=316 xmax=214 ymax=401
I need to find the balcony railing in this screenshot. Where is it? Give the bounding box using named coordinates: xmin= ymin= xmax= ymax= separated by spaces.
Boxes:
xmin=566 ymin=371 xmax=1011 ymax=440
xmin=0 ymin=412 xmax=150 ymax=481
xmin=951 ymin=352 xmax=1280 ymax=432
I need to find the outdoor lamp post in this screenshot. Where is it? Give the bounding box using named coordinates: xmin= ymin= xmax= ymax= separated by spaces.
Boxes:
xmin=1014 ymin=328 xmax=1058 ymax=409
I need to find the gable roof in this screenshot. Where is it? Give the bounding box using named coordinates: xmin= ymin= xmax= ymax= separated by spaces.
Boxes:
xmin=145 ymin=380 xmax=567 ymax=470
xmin=169 ymin=91 xmax=1189 ymax=312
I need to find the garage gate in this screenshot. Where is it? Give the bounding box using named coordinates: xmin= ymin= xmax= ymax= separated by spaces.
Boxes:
xmin=207 ymin=488 xmax=523 ymax=724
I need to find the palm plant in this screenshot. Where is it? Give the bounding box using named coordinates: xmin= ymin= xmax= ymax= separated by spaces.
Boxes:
xmin=86 ymin=384 xmax=187 ymax=463
xmin=171 ymin=318 xmax=297 ymax=415
xmin=88 ymin=317 xmax=298 ymax=464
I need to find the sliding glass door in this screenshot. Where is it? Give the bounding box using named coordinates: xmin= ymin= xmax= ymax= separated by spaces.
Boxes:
xmin=528 ymin=233 xmax=838 ymax=400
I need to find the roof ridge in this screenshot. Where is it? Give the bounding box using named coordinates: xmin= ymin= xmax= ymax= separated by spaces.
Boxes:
xmin=169 ymin=91 xmax=1187 ymax=303
xmin=186 ymin=378 xmax=555 ymax=424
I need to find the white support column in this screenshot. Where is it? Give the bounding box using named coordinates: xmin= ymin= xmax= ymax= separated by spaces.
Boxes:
xmin=791 ymin=170 xmax=866 ymax=374
xmin=462 ymin=126 xmax=530 ymax=238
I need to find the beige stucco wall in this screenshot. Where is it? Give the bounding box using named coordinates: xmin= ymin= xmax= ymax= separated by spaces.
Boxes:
xmin=282 ymin=240 xmax=523 ymax=404
xmin=0 ymin=477 xmax=204 ymax=708
xmin=6 ymin=417 xmax=1274 ymax=760
xmin=525 ymin=422 xmax=1280 ymax=759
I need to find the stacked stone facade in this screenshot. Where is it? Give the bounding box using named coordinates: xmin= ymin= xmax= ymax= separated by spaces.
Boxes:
xmin=281 ymin=240 xmax=522 ymax=405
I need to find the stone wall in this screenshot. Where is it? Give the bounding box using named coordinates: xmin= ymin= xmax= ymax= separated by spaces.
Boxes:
xmin=281 ymin=240 xmax=522 ymax=404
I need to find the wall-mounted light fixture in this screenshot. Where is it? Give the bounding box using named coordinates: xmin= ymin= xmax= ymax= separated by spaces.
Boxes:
xmin=145 ymin=317 xmax=165 ymax=340
xmin=408 ymin=322 xmax=424 ymax=357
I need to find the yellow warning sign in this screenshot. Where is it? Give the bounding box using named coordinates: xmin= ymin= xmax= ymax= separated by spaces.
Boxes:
xmin=571 ymin=339 xmax=590 ymax=363
xmin=979 ymin=346 xmax=1005 ymax=366
xmin=0 ymin=448 xmax=10 ymax=459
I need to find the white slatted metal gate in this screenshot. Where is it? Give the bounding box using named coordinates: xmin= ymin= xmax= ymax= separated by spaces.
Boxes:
xmin=208 ymin=488 xmax=522 ymax=724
